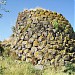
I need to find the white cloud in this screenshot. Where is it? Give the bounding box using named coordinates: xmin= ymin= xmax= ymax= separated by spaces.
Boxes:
xmin=23 ymin=7 xmax=49 ymax=11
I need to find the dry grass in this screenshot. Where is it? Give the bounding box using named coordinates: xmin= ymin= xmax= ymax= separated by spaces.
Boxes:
xmin=0 ymin=56 xmax=75 ymax=75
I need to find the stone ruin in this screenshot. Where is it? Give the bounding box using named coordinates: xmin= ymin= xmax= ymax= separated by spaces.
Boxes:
xmin=10 ymin=8 xmax=75 ymax=66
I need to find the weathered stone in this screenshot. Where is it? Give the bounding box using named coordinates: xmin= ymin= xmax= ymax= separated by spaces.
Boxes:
xmin=69 ymin=47 xmax=74 ymax=52
xmin=44 ymin=53 xmax=49 ymax=59
xmin=27 ymin=19 xmax=32 ymax=24
xmin=34 ymin=65 xmax=43 ymax=70
xmin=23 ymin=49 xmax=29 ymax=54
xmin=50 ymin=59 xmax=55 ymax=65
xmin=26 ymin=58 xmax=32 ymax=62
xmin=42 ymin=32 xmax=47 ymax=36
xmin=45 ymin=44 xmax=51 ymax=49
xmin=28 ymin=31 xmax=32 ymax=38
xmin=32 ymin=34 xmax=38 ymax=39
xmin=41 ymin=48 xmax=48 ymax=53
xmin=21 ymin=55 xmax=26 ymax=61
xmin=25 ymin=35 xmax=29 ymax=40
xmin=33 ymin=19 xmax=38 ymax=24
xmin=37 ymin=32 xmax=41 ymax=37
xmin=55 ymin=55 xmax=62 ymax=61
xmin=22 ymin=44 xmax=25 ymax=48
xmin=63 ymin=55 xmax=70 ymax=61
xmin=26 ymin=53 xmax=32 ymax=57
xmin=38 ymin=35 xmax=43 ymax=42
xmin=33 ymin=39 xmax=39 ymax=47
xmin=38 ymin=60 xmax=42 ymax=65
xmin=21 ymin=35 xmax=24 ymax=40
xmin=48 ymin=49 xmax=57 ymax=55
xmin=47 ymin=33 xmax=50 ymax=41
xmin=18 ymin=46 xmax=22 ymax=50
xmin=18 ymin=50 xmax=23 ymax=54
xmin=53 ymin=29 xmax=57 ymax=33
xmin=29 ymin=38 xmax=34 ymax=43
xmin=31 ymin=47 xmax=37 ymax=52
xmin=50 ymin=36 xmax=54 ymax=41
xmin=70 ymin=58 xmax=75 ymax=63
xmin=25 ymin=42 xmax=32 ymax=48
xmin=22 ymin=41 xmax=27 ymax=45
xmin=59 ymin=59 xmax=65 ymax=66
xmin=34 ymin=51 xmax=43 ymax=59
xmin=22 ymin=47 xmax=25 ymax=50
xmin=38 ymin=40 xmax=46 ymax=49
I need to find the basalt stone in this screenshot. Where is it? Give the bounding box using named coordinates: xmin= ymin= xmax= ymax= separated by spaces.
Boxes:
xmin=9 ymin=8 xmax=75 ymax=67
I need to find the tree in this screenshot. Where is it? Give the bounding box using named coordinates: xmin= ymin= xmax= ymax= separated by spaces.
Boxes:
xmin=0 ymin=0 xmax=9 ymax=18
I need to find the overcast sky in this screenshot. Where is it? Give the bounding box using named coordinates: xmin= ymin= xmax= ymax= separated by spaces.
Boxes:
xmin=0 ymin=0 xmax=74 ymax=41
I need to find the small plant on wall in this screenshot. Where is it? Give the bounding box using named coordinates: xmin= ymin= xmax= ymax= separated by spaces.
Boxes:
xmin=63 ymin=63 xmax=75 ymax=75
xmin=52 ymin=20 xmax=59 ymax=30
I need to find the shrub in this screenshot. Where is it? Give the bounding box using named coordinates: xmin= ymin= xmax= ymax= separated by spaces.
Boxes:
xmin=0 ymin=46 xmax=4 ymax=56
xmin=3 ymin=47 xmax=10 ymax=57
xmin=52 ymin=20 xmax=59 ymax=30
xmin=63 ymin=63 xmax=75 ymax=75
xmin=12 ymin=26 xmax=16 ymax=33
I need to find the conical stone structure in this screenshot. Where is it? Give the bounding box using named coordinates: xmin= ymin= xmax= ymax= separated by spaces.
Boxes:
xmin=11 ymin=8 xmax=75 ymax=66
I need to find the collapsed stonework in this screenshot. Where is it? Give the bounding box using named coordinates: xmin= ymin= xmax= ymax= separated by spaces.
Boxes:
xmin=10 ymin=8 xmax=75 ymax=66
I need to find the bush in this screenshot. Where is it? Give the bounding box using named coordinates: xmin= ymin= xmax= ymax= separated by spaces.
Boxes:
xmin=63 ymin=63 xmax=75 ymax=75
xmin=3 ymin=47 xmax=10 ymax=57
xmin=52 ymin=20 xmax=59 ymax=30
xmin=0 ymin=46 xmax=4 ymax=56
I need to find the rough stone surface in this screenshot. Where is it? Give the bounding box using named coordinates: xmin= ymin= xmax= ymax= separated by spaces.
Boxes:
xmin=3 ymin=8 xmax=75 ymax=66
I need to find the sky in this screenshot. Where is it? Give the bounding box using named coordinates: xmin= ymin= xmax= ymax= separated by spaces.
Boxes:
xmin=0 ymin=0 xmax=74 ymax=41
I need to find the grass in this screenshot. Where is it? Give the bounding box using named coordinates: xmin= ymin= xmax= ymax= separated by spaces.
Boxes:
xmin=0 ymin=56 xmax=42 ymax=75
xmin=0 ymin=56 xmax=75 ymax=75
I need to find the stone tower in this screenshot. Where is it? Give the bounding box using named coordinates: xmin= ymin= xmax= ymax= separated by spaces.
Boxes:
xmin=11 ymin=8 xmax=75 ymax=66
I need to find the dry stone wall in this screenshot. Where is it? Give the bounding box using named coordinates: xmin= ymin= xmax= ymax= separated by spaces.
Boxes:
xmin=11 ymin=8 xmax=75 ymax=66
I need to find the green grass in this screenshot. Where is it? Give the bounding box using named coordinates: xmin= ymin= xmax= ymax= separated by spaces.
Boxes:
xmin=0 ymin=57 xmax=42 ymax=75
xmin=0 ymin=56 xmax=75 ymax=75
